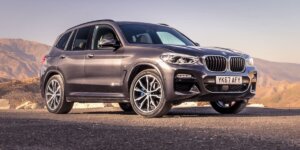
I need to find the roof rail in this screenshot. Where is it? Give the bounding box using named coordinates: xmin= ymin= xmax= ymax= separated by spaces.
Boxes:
xmin=158 ymin=23 xmax=169 ymax=26
xmin=66 ymin=19 xmax=115 ymax=31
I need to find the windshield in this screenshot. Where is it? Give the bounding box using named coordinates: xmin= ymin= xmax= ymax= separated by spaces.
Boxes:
xmin=119 ymin=24 xmax=195 ymax=46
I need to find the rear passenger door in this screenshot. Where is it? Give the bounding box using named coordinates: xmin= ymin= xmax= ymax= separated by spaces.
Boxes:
xmin=57 ymin=26 xmax=93 ymax=95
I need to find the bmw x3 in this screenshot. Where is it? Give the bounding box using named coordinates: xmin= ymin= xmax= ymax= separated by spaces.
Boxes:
xmin=40 ymin=20 xmax=257 ymax=117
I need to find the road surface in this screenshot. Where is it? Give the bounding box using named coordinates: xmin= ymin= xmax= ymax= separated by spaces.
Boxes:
xmin=0 ymin=107 xmax=299 ymax=150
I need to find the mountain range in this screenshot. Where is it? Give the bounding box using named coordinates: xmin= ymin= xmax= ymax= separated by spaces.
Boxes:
xmin=0 ymin=38 xmax=49 ymax=80
xmin=0 ymin=38 xmax=299 ymax=107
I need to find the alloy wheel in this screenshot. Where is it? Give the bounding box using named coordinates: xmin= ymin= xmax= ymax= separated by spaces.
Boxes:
xmin=133 ymin=74 xmax=162 ymax=113
xmin=46 ymin=79 xmax=62 ymax=111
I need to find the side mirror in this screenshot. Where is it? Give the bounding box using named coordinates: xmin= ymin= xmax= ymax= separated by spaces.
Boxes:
xmin=99 ymin=39 xmax=120 ymax=48
xmin=194 ymin=42 xmax=200 ymax=47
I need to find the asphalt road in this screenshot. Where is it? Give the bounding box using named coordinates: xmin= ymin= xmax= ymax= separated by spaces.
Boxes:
xmin=0 ymin=107 xmax=299 ymax=150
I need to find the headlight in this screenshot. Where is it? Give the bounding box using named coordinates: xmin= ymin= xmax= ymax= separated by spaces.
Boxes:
xmin=160 ymin=53 xmax=201 ymax=65
xmin=246 ymin=57 xmax=254 ymax=66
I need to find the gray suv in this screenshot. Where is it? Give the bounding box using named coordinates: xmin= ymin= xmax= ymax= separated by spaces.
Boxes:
xmin=40 ymin=20 xmax=257 ymax=117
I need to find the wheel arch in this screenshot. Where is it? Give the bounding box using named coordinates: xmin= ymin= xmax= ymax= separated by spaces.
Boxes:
xmin=125 ymin=63 xmax=164 ymax=96
xmin=42 ymin=70 xmax=65 ymax=98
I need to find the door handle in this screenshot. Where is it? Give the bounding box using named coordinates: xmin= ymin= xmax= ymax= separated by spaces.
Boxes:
xmin=60 ymin=55 xmax=66 ymax=59
xmin=87 ymin=54 xmax=94 ymax=58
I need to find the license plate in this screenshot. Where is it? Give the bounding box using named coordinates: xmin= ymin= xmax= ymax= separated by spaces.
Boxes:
xmin=216 ymin=76 xmax=242 ymax=85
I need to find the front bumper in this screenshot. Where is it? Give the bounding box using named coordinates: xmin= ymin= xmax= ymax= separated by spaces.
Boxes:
xmin=159 ymin=61 xmax=257 ymax=102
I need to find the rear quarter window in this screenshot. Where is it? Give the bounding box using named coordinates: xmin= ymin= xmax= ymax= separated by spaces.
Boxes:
xmin=56 ymin=32 xmax=71 ymax=50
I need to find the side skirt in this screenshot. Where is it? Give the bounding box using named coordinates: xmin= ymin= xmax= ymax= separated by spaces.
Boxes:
xmin=66 ymin=92 xmax=129 ymax=103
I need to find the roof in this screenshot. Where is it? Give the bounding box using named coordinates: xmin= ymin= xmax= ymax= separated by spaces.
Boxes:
xmin=66 ymin=19 xmax=115 ymax=31
xmin=116 ymin=21 xmax=169 ymax=27
xmin=66 ymin=20 xmax=171 ymax=31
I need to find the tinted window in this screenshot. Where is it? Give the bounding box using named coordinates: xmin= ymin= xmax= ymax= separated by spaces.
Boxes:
xmin=119 ymin=24 xmax=195 ymax=46
xmin=72 ymin=26 xmax=93 ymax=50
xmin=92 ymin=25 xmax=118 ymax=50
xmin=56 ymin=32 xmax=71 ymax=50
xmin=66 ymin=31 xmax=76 ymax=51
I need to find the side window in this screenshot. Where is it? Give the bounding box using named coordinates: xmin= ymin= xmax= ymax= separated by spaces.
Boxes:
xmin=72 ymin=26 xmax=93 ymax=50
xmin=56 ymin=32 xmax=71 ymax=50
xmin=92 ymin=25 xmax=118 ymax=50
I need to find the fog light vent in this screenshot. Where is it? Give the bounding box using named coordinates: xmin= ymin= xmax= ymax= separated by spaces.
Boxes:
xmin=176 ymin=74 xmax=193 ymax=79
xmin=189 ymin=84 xmax=200 ymax=94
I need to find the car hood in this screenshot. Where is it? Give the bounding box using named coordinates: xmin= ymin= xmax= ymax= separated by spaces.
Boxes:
xmin=155 ymin=45 xmax=249 ymax=58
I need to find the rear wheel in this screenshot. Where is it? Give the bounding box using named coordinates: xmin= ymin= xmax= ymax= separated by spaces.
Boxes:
xmin=118 ymin=103 xmax=134 ymax=112
xmin=210 ymin=100 xmax=248 ymax=114
xmin=130 ymin=69 xmax=171 ymax=118
xmin=45 ymin=75 xmax=73 ymax=114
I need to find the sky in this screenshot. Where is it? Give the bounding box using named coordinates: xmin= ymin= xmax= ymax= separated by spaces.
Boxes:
xmin=0 ymin=0 xmax=299 ymax=63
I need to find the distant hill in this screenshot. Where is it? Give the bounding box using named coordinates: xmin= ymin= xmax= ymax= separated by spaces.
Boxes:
xmin=0 ymin=39 xmax=49 ymax=80
xmin=253 ymin=81 xmax=300 ymax=107
xmin=0 ymin=38 xmax=299 ymax=107
xmin=0 ymin=77 xmax=10 ymax=83
xmin=252 ymin=58 xmax=300 ymax=107
xmin=254 ymin=58 xmax=300 ymax=86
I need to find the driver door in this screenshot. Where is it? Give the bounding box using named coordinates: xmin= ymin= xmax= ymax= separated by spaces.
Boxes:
xmin=83 ymin=25 xmax=125 ymax=95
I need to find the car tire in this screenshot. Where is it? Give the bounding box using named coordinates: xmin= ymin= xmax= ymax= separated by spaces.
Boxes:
xmin=210 ymin=100 xmax=248 ymax=114
xmin=45 ymin=75 xmax=73 ymax=114
xmin=130 ymin=69 xmax=171 ymax=118
xmin=119 ymin=103 xmax=134 ymax=112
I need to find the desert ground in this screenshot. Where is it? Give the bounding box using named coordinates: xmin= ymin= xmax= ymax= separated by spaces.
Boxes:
xmin=0 ymin=107 xmax=299 ymax=150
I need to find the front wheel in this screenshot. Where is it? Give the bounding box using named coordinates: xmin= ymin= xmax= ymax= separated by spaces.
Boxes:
xmin=130 ymin=69 xmax=171 ymax=118
xmin=210 ymin=100 xmax=248 ymax=114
